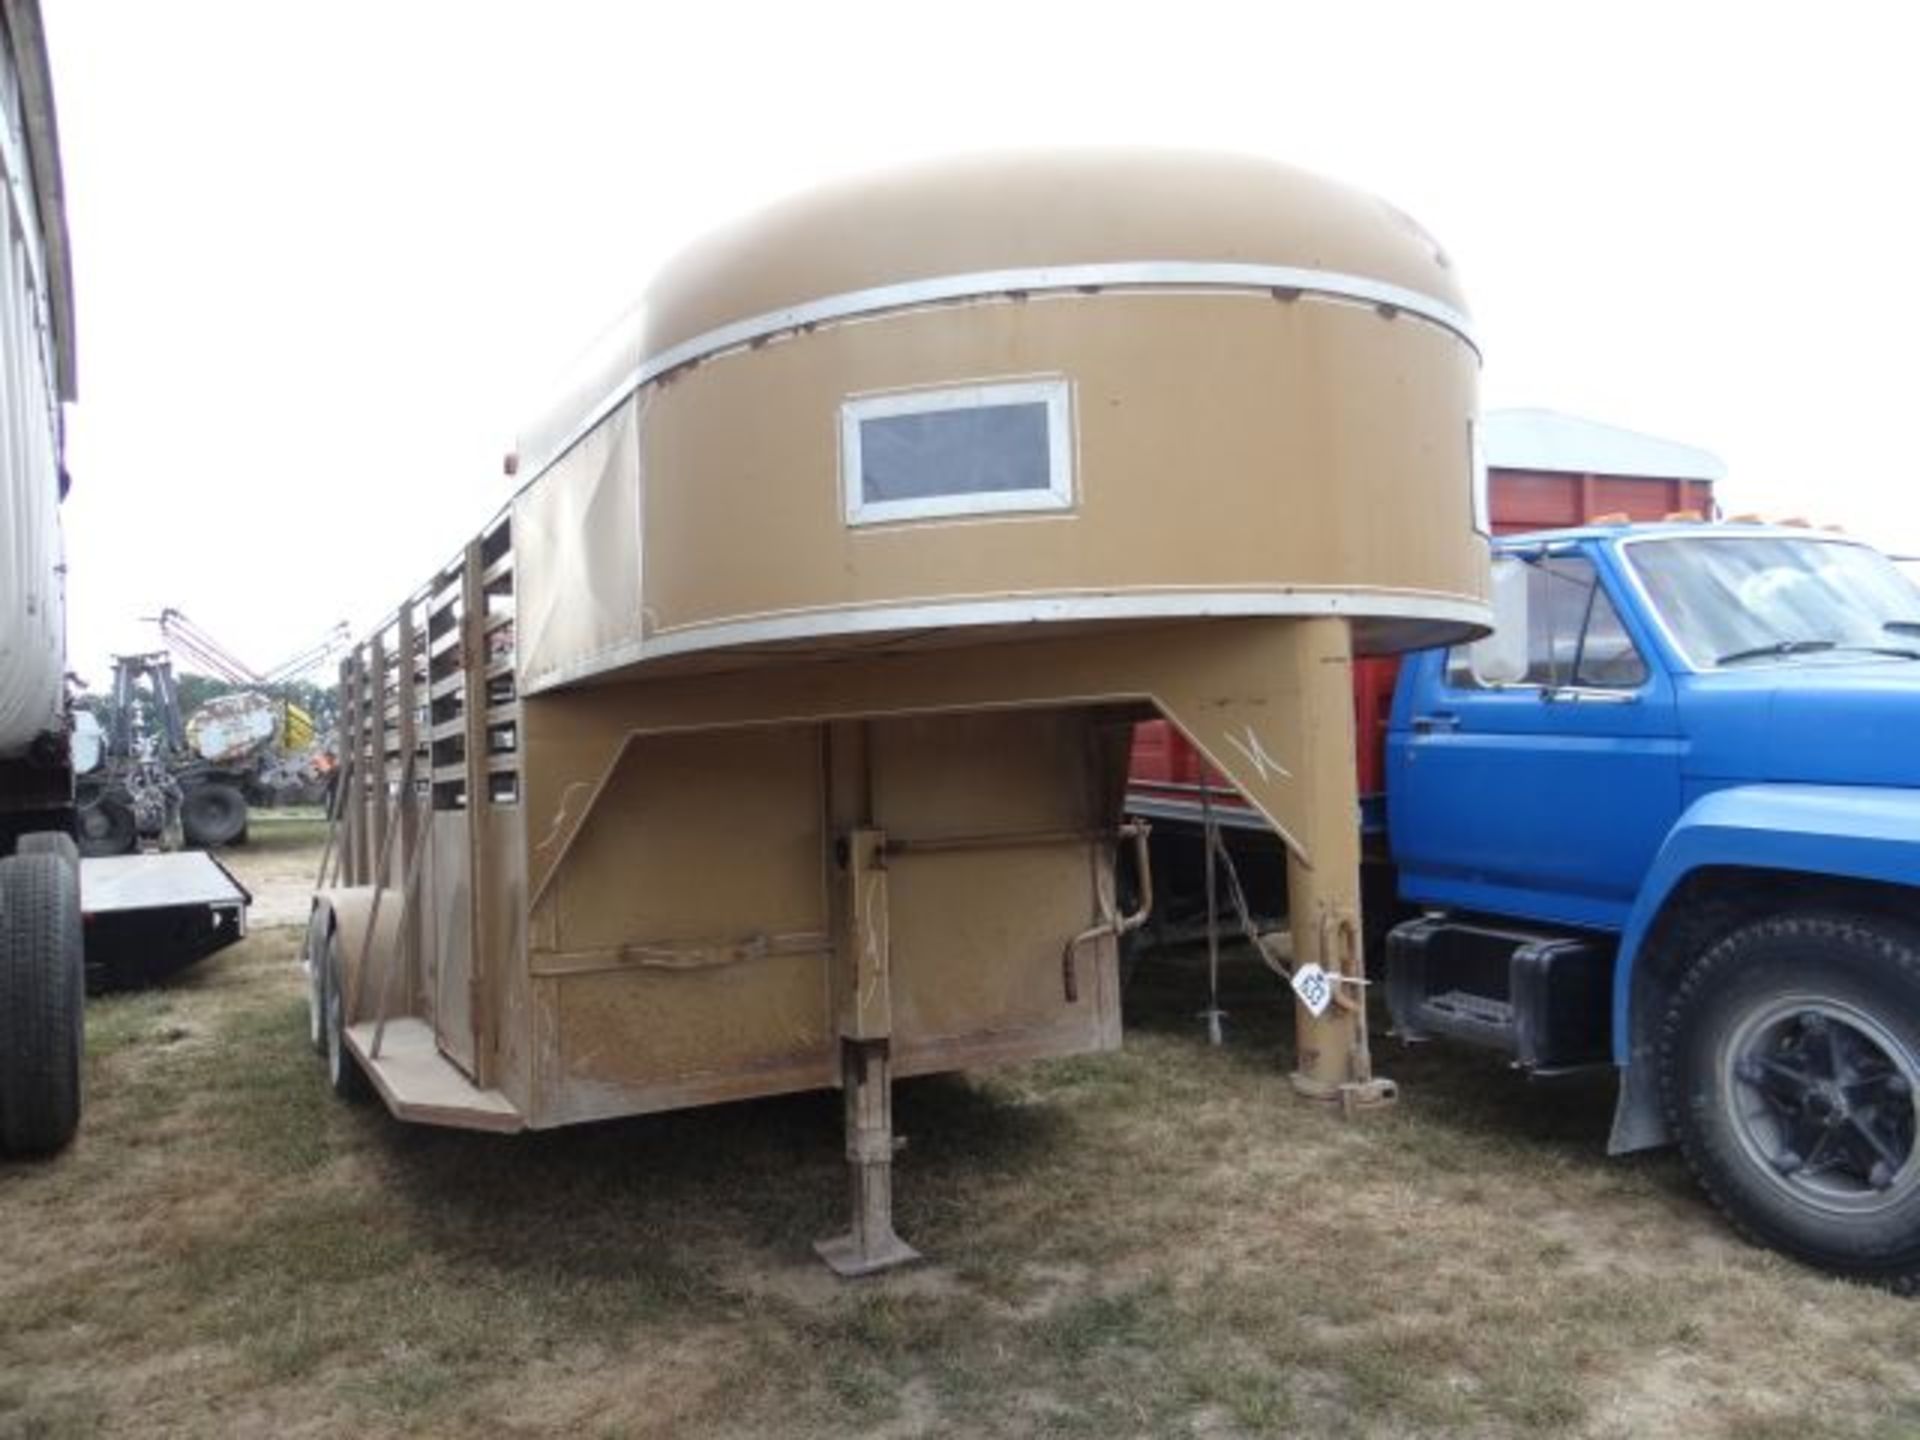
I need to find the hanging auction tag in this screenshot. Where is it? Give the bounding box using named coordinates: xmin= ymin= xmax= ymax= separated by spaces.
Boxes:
xmin=1291 ymin=961 xmax=1333 ymax=1018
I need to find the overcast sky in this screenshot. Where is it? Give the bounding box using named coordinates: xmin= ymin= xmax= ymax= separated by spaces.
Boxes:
xmin=42 ymin=1 xmax=1920 ymax=684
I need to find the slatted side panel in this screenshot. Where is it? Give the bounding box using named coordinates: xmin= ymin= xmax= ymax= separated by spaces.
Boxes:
xmin=467 ymin=516 xmax=518 ymax=1082
xmin=423 ymin=552 xmax=473 ymax=1062
xmin=331 ymin=508 xmax=519 ymax=1078
xmin=427 ymin=558 xmax=469 ymax=813
xmin=478 ymin=516 xmax=520 ymax=809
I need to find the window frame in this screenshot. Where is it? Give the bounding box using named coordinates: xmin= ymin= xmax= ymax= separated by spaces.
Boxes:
xmin=1445 ymin=550 xmax=1650 ymax=696
xmin=840 ymin=378 xmax=1075 ymax=528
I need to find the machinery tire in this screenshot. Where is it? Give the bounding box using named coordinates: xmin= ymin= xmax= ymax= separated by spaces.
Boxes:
xmin=1660 ymin=913 xmax=1920 ymax=1292
xmin=179 ymin=782 xmax=248 ymax=849
xmin=76 ymin=796 xmax=136 ymax=857
xmin=15 ymin=831 xmax=79 ymax=876
xmin=304 ymin=907 xmax=330 ymax=1057
xmin=323 ymin=928 xmax=370 ymax=1103
xmin=0 ymin=853 xmax=86 ymax=1155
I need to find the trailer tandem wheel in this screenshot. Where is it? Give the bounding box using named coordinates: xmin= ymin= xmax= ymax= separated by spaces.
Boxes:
xmin=321 ymin=925 xmax=370 ymax=1103
xmin=0 ymin=849 xmax=86 ymax=1155
xmin=304 ymin=905 xmax=330 ymax=1057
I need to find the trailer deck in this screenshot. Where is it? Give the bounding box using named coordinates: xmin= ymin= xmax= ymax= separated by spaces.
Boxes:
xmin=344 ymin=1017 xmax=521 ymax=1131
xmin=80 ymin=850 xmax=250 ymax=990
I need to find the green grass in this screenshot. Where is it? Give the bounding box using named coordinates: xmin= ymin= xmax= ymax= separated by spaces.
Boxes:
xmin=3 ymin=923 xmax=1920 ymax=1437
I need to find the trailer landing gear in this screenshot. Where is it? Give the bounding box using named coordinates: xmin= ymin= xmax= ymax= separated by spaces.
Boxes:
xmin=814 ymin=1037 xmax=920 ymax=1278
xmin=816 ymin=819 xmax=920 ymax=1277
xmin=1280 ymin=619 xmax=1397 ymax=1116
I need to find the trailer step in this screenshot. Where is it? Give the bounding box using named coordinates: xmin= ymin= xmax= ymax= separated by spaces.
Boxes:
xmin=1386 ymin=916 xmax=1613 ymax=1070
xmin=1424 ymin=988 xmax=1513 ymax=1028
xmin=345 ymin=1019 xmax=523 ymax=1132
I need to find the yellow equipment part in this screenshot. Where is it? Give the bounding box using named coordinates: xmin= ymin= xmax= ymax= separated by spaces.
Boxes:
xmin=282 ymin=702 xmax=316 ymax=752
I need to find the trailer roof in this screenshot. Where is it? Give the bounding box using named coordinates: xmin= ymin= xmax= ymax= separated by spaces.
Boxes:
xmin=515 ymin=150 xmax=1471 ymax=483
xmin=1482 ymin=408 xmax=1725 ymax=483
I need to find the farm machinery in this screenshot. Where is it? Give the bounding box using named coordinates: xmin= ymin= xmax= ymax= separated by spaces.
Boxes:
xmin=75 ymin=613 xmax=344 ymax=856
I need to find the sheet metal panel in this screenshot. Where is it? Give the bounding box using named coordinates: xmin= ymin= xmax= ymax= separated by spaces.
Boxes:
xmin=508 ymin=286 xmax=1483 ymax=696
xmin=0 ymin=11 xmax=64 ymax=758
xmin=429 ymin=809 xmax=475 ymax=1074
xmin=514 ymin=394 xmax=642 ymax=695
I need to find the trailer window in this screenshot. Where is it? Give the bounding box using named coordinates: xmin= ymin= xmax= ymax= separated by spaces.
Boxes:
xmin=1447 ymin=555 xmax=1646 ymax=691
xmin=841 ymin=379 xmax=1073 ymax=526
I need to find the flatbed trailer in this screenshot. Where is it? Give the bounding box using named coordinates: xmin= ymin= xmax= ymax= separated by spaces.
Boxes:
xmin=79 ymin=852 xmax=250 ymax=991
xmin=307 ymin=150 xmax=1490 ymax=1271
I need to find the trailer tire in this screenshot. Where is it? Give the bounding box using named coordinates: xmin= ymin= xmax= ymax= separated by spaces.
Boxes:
xmin=76 ymin=795 xmax=136 ymax=857
xmin=0 ymin=853 xmax=86 ymax=1156
xmin=305 ymin=907 xmax=330 ymax=1057
xmin=1660 ymin=913 xmax=1920 ymax=1292
xmin=180 ymin=783 xmax=248 ymax=849
xmin=322 ymin=928 xmax=370 ymax=1103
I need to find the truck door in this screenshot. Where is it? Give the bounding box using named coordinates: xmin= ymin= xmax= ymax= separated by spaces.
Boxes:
xmin=1387 ymin=547 xmax=1683 ymax=930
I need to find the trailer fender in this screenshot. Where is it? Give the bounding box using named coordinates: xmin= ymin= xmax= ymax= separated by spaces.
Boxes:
xmin=311 ymin=886 xmax=403 ymax=1026
xmin=1608 ymin=784 xmax=1920 ymax=1155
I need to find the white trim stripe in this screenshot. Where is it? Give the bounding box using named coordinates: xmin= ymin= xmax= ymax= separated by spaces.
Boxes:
xmin=521 ymin=261 xmax=1478 ymax=484
xmin=519 ymin=590 xmax=1489 ymax=696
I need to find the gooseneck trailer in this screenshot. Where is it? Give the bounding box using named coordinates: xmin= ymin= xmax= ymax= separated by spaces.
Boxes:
xmin=309 ymin=150 xmax=1489 ymax=1272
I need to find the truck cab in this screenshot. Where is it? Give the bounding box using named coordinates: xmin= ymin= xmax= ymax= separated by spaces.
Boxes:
xmin=1386 ymin=522 xmax=1920 ymax=1288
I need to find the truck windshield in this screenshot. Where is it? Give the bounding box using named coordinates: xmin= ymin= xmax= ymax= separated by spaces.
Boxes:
xmin=1625 ymin=536 xmax=1920 ymax=668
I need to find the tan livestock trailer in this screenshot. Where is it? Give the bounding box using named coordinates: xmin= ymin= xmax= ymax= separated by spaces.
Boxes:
xmin=308 ymin=150 xmax=1490 ymax=1274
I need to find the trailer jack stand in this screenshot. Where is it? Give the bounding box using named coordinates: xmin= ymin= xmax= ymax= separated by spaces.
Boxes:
xmin=815 ymin=1038 xmax=920 ymax=1277
xmin=1289 ymin=1003 xmax=1398 ymax=1115
xmin=1289 ymin=1072 xmax=1399 ymax=1114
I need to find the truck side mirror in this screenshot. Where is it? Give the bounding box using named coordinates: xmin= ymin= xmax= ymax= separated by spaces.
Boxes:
xmin=1467 ymin=556 xmax=1529 ymax=686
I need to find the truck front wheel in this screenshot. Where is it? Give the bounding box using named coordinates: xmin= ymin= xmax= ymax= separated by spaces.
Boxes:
xmin=1661 ymin=914 xmax=1920 ymax=1291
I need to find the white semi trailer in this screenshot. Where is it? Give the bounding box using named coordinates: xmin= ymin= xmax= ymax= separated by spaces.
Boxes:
xmin=0 ymin=2 xmax=248 ymax=1151
xmin=0 ymin=0 xmax=84 ymax=1152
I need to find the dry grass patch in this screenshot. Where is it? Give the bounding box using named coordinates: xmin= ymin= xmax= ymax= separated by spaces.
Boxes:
xmin=215 ymin=813 xmax=331 ymax=927
xmin=2 ymin=864 xmax=1919 ymax=1436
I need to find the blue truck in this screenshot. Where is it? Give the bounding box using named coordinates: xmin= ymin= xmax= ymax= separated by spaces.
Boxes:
xmin=1385 ymin=520 xmax=1920 ymax=1289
